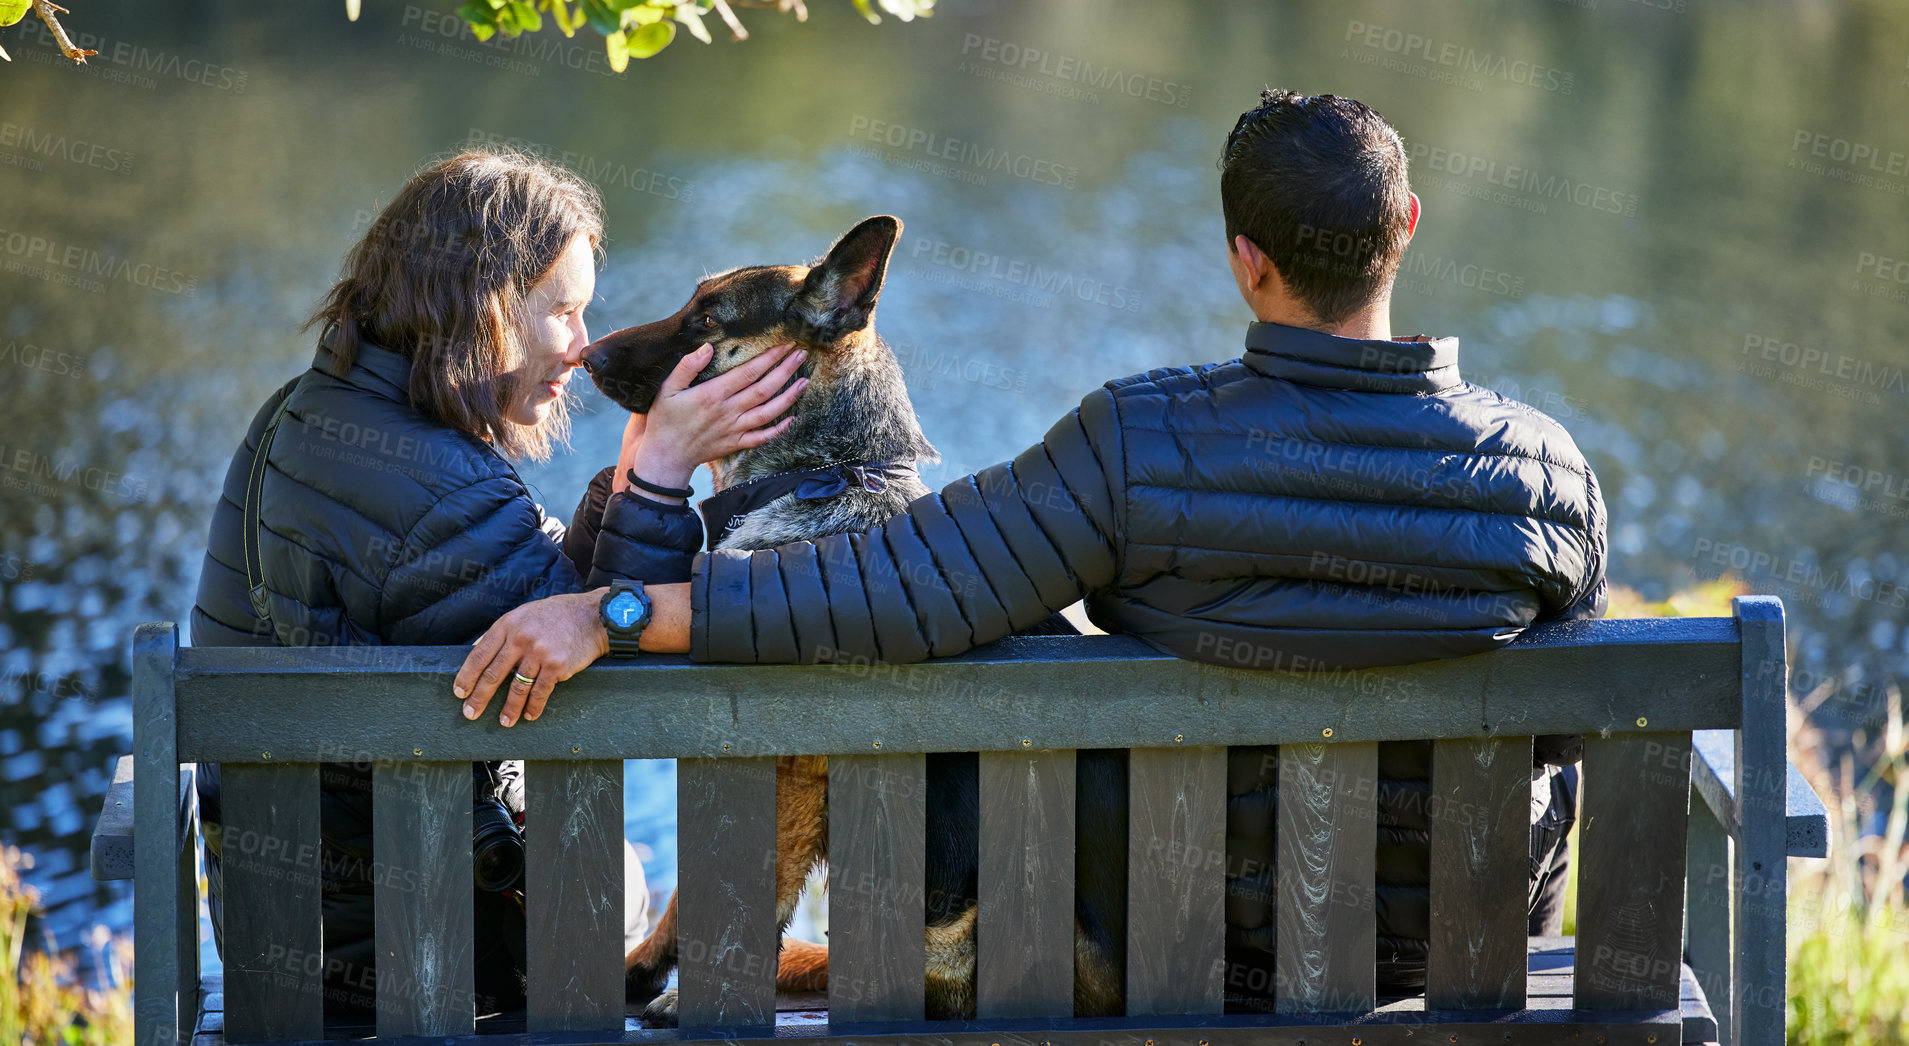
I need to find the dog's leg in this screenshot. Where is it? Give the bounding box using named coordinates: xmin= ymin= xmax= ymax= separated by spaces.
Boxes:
xmin=774 ymin=756 xmax=832 ymax=990
xmin=625 ymin=889 xmax=678 ymax=1001
xmin=639 ymin=757 xmax=833 ymax=1025
xmin=775 ymin=938 xmax=830 ymax=991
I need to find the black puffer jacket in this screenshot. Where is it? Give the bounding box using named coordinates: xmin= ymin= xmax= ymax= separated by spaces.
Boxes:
xmin=688 ymin=320 xmax=1607 ymax=1000
xmin=190 ymin=337 xmax=697 ymax=1013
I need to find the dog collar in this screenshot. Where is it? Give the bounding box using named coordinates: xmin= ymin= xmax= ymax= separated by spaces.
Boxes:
xmin=699 ymin=460 xmax=919 ymax=551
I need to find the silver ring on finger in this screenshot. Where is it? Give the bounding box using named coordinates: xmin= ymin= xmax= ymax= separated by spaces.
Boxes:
xmin=512 ymin=671 xmax=536 ymax=687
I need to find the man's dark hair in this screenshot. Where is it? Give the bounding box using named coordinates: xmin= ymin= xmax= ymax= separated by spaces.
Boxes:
xmin=1219 ymin=89 xmax=1413 ymax=325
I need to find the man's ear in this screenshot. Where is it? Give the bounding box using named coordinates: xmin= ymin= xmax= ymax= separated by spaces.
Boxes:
xmin=1233 ymin=233 xmax=1270 ymax=288
xmin=795 ymin=215 xmax=902 ymax=342
xmin=1406 ymin=192 xmax=1420 ymax=238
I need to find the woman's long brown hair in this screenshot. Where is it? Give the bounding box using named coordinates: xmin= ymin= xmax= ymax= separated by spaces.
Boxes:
xmin=306 ymin=148 xmax=604 ymax=461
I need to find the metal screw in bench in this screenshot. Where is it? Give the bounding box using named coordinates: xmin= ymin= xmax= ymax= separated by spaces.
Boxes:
xmin=1636 ymin=716 xmax=1649 ymax=727
xmin=260 ymin=750 xmax=271 ymax=760
xmin=572 ymin=745 xmax=581 ymax=754
xmin=721 ymin=742 xmax=732 ymax=751
xmin=413 ymin=747 xmax=422 ymax=756
xmin=872 ymin=739 xmax=883 ymax=750
xmin=1174 ymin=733 xmax=1184 ymax=743
xmin=1021 ymin=738 xmax=1032 ymax=748
xmin=1322 ymin=727 xmax=1334 ymax=738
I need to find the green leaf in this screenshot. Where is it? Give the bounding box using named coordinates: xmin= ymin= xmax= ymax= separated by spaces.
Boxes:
xmin=626 ymin=17 xmax=674 ymax=57
xmin=507 ymin=1 xmax=543 ymax=32
xmin=468 ymin=23 xmax=497 ymax=40
xmin=675 ymin=4 xmax=712 ymax=43
xmin=580 ymin=0 xmax=621 ymax=34
xmin=604 ymin=28 xmax=630 ymax=71
xmin=620 ymin=3 xmax=664 ymax=27
xmin=553 ymin=0 xmax=581 ymax=36
xmin=0 ymin=0 xmax=31 ymax=29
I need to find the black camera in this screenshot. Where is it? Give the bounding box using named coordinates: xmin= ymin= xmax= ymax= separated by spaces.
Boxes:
xmin=472 ymin=763 xmax=525 ymax=892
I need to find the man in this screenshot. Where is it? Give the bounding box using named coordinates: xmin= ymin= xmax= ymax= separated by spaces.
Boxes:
xmin=459 ymin=90 xmax=1607 ymax=1004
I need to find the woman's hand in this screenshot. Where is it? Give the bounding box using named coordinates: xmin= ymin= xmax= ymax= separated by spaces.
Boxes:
xmin=450 ymin=583 xmax=694 ymax=724
xmin=625 ymin=343 xmax=809 ymax=503
xmin=453 ymin=591 xmax=609 ymax=727
xmin=611 ymin=413 xmax=647 ymax=495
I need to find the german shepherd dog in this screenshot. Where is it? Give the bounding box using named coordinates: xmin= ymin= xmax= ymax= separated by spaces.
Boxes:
xmin=581 ymin=216 xmax=1127 ymax=1024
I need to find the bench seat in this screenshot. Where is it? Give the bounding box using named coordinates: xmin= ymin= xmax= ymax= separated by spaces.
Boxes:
xmin=182 ymin=937 xmax=1716 ymax=1046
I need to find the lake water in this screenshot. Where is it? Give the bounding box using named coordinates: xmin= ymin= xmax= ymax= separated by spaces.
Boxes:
xmin=1 ymin=0 xmax=1905 ymax=970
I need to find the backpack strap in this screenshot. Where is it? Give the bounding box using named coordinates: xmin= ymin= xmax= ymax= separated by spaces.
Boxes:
xmin=243 ymin=394 xmax=295 ymax=633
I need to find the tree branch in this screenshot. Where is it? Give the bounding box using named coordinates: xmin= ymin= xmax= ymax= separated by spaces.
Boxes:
xmin=33 ymin=0 xmax=97 ymax=63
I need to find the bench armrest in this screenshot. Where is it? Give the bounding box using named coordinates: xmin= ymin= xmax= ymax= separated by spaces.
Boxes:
xmin=1690 ymin=728 xmax=1829 ymax=858
xmin=91 ymin=755 xmax=197 ymax=880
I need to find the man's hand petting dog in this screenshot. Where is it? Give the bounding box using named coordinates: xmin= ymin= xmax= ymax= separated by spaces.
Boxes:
xmin=619 ymin=341 xmax=808 ymax=503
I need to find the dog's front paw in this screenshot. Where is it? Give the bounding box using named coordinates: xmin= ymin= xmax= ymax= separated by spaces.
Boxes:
xmin=640 ymin=988 xmax=679 ymax=1027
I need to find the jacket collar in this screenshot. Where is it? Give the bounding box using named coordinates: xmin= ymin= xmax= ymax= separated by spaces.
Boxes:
xmin=313 ymin=334 xmax=412 ymax=403
xmin=1242 ymin=320 xmax=1462 ymax=394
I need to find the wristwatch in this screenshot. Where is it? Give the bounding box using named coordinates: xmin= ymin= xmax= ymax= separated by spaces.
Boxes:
xmin=598 ymin=580 xmax=651 ymax=658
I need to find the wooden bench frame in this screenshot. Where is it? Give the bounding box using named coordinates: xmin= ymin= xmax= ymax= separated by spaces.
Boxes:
xmin=97 ymin=595 xmax=1828 ymax=1046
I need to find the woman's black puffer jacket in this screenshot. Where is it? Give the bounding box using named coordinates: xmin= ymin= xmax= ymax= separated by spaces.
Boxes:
xmin=190 ymin=336 xmax=698 ymax=1014
xmin=687 ymin=320 xmax=1608 ymax=1002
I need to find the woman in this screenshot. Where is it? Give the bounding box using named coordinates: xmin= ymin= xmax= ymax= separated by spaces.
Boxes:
xmin=189 ymin=149 xmax=800 ymax=1018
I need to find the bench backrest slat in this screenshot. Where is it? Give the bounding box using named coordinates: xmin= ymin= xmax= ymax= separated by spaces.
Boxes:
xmin=1125 ymin=746 xmax=1226 ymax=1015
xmin=371 ymin=760 xmax=475 ymax=1036
xmin=1426 ymin=735 xmax=1534 ymax=1010
xmin=827 ymin=753 xmax=928 ymax=1022
xmin=1276 ymin=741 xmax=1379 ymax=1013
xmin=1573 ymin=731 xmax=1692 ymax=1010
xmin=220 ymin=761 xmax=324 ymax=1042
xmin=168 ymin=623 xmax=1746 ymax=763
xmin=976 ymin=749 xmax=1076 ymax=1018
xmin=524 ymin=759 xmax=625 ymax=1032
xmin=675 ymin=756 xmax=778 ymax=1027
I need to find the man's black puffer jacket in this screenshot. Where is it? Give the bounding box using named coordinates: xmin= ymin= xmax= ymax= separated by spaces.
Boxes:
xmin=190 ymin=337 xmax=698 ymax=1014
xmin=689 ymin=320 xmax=1607 ymax=1000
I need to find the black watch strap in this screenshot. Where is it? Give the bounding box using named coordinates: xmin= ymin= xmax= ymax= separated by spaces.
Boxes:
xmin=599 ymin=580 xmax=649 ymax=658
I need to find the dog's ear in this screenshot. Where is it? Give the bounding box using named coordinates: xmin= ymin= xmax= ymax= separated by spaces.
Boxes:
xmin=794 ymin=215 xmax=902 ymax=342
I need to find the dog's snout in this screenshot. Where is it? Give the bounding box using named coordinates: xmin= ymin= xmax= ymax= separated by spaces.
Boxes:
xmin=580 ymin=350 xmax=605 ymax=375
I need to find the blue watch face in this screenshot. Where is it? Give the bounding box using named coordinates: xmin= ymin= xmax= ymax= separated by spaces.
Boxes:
xmin=606 ymin=591 xmax=645 ymax=629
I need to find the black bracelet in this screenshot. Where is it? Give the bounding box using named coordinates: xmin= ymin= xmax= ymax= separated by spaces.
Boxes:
xmin=627 ymin=469 xmax=694 ymax=500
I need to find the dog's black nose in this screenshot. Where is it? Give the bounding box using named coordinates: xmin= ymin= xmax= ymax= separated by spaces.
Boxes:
xmin=580 ymin=351 xmax=604 ymax=374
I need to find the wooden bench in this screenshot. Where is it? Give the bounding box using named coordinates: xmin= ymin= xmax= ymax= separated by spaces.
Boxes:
xmin=95 ymin=594 xmax=1828 ymax=1046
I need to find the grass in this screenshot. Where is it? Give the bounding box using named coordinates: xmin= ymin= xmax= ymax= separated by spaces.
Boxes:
xmin=0 ymin=845 xmax=132 ymax=1046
